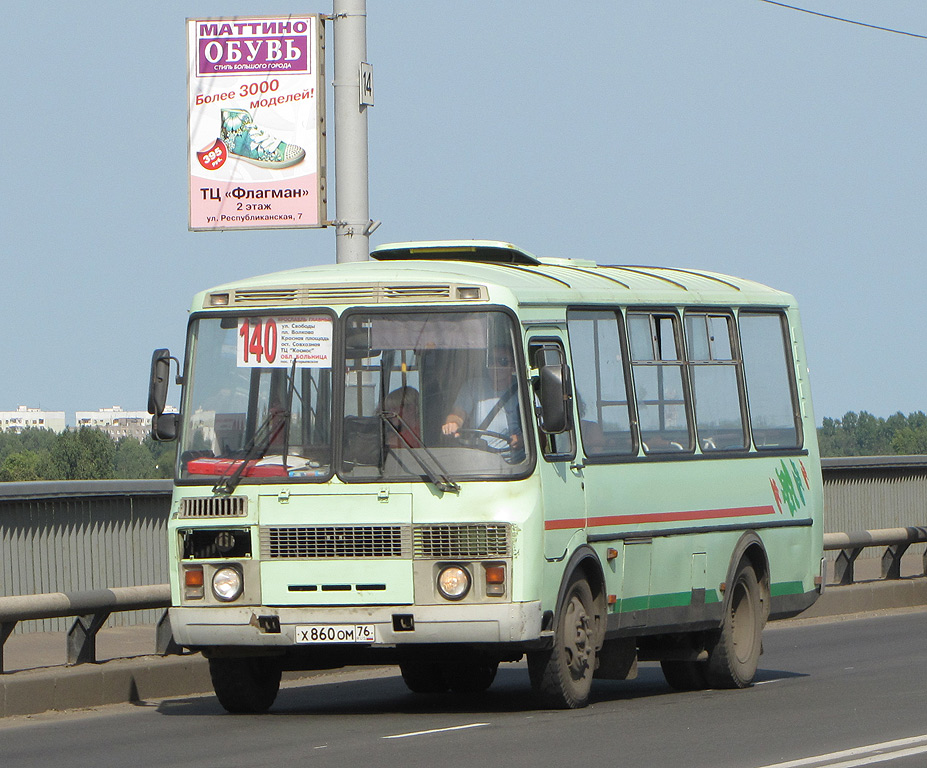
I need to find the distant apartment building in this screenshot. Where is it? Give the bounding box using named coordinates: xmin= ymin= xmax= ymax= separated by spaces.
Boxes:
xmin=0 ymin=406 xmax=67 ymax=434
xmin=74 ymin=406 xmax=153 ymax=441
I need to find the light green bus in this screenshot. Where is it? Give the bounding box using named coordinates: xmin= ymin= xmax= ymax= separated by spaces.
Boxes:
xmin=148 ymin=240 xmax=823 ymax=712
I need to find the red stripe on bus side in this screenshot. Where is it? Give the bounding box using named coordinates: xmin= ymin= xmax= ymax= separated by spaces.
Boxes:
xmin=544 ymin=505 xmax=777 ymax=531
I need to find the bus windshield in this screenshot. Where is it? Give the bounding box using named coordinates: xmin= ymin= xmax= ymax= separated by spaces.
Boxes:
xmin=340 ymin=309 xmax=529 ymax=482
xmin=178 ymin=314 xmax=335 ymax=485
xmin=177 ymin=309 xmax=530 ymax=485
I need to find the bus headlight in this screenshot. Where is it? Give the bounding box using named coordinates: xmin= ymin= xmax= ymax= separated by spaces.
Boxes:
xmin=437 ymin=565 xmax=471 ymax=601
xmin=212 ymin=566 xmax=244 ymax=602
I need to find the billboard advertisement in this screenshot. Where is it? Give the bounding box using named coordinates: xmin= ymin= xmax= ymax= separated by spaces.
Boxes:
xmin=187 ymin=16 xmax=326 ymax=230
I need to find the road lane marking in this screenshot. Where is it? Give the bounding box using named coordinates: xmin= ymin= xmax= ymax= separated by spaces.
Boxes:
xmin=754 ymin=734 xmax=927 ymax=768
xmin=382 ymin=723 xmax=490 ymax=740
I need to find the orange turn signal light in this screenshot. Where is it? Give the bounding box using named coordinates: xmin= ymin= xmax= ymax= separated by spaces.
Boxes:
xmin=185 ymin=567 xmax=204 ymax=587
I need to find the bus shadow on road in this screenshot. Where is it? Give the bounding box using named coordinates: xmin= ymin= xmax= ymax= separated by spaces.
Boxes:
xmin=154 ymin=663 xmax=808 ymax=718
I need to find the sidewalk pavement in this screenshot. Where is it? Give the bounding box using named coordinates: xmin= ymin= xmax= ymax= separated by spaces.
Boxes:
xmin=3 ymin=557 xmax=926 ymax=718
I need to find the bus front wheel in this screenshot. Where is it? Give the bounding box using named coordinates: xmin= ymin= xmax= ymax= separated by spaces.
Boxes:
xmin=444 ymin=660 xmax=498 ymax=693
xmin=705 ymin=560 xmax=764 ymax=688
xmin=529 ymin=575 xmax=597 ymax=709
xmin=399 ymin=661 xmax=448 ymax=693
xmin=208 ymin=656 xmax=282 ymax=714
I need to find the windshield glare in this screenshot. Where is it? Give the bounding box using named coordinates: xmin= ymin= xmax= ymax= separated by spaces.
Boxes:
xmin=178 ymin=310 xmax=530 ymax=484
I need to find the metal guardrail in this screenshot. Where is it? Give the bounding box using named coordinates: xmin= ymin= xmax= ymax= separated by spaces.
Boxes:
xmin=1 ymin=459 xmax=925 ymax=673
xmin=2 ymin=525 xmax=926 ymax=674
xmin=823 ymin=527 xmax=927 ymax=585
xmin=0 ymin=585 xmax=177 ymax=673
xmin=0 ymin=479 xmax=172 ymax=634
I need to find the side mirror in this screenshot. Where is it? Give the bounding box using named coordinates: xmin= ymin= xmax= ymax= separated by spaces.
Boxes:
xmin=148 ymin=348 xmax=180 ymax=442
xmin=148 ymin=348 xmax=172 ymax=416
xmin=535 ymin=347 xmax=572 ymax=434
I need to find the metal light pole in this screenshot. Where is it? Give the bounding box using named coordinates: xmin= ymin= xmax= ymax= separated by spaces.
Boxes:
xmin=333 ymin=0 xmax=372 ymax=263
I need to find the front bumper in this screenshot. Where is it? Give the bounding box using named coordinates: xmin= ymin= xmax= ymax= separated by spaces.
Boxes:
xmin=170 ymin=601 xmax=543 ymax=648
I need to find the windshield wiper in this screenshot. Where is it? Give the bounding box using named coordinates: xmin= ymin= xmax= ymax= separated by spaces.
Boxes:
xmin=214 ymin=361 xmax=298 ymax=495
xmin=213 ymin=406 xmax=289 ymax=495
xmin=379 ymin=411 xmax=460 ymax=494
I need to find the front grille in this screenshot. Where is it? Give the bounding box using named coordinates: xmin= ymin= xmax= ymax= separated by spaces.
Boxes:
xmin=179 ymin=496 xmax=248 ymax=518
xmin=261 ymin=525 xmax=412 ymax=559
xmin=259 ymin=523 xmax=510 ymax=560
xmin=413 ymin=524 xmax=511 ymax=559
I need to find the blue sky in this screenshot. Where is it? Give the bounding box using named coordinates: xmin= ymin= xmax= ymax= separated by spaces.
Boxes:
xmin=2 ymin=1 xmax=924 ymax=424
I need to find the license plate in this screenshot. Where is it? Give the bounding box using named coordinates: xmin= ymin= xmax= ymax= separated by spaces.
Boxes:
xmin=295 ymin=624 xmax=376 ymax=644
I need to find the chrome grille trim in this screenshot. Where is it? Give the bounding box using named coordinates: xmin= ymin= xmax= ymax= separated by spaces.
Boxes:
xmin=413 ymin=524 xmax=511 ymax=559
xmin=178 ymin=496 xmax=248 ymax=518
xmin=261 ymin=525 xmax=412 ymax=559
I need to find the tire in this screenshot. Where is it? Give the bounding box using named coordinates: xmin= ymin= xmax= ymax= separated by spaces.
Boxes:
xmin=705 ymin=560 xmax=764 ymax=688
xmin=208 ymin=656 xmax=282 ymax=714
xmin=529 ymin=575 xmax=597 ymax=709
xmin=660 ymin=659 xmax=709 ymax=691
xmin=399 ymin=661 xmax=448 ymax=693
xmin=443 ymin=660 xmax=499 ymax=694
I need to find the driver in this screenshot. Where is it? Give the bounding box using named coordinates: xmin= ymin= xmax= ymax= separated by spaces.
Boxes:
xmin=441 ymin=345 xmax=524 ymax=458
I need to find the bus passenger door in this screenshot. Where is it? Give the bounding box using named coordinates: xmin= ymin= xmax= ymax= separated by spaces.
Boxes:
xmin=528 ymin=336 xmax=586 ymax=561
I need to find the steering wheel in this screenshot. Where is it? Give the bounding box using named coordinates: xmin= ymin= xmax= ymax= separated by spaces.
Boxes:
xmin=454 ymin=428 xmax=511 ymax=453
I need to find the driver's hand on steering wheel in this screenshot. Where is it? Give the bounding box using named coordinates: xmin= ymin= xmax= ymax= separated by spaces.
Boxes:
xmin=442 ymin=415 xmax=463 ymax=437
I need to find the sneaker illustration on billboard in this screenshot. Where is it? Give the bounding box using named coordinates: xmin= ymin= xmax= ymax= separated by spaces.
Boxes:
xmin=220 ymin=108 xmax=306 ymax=169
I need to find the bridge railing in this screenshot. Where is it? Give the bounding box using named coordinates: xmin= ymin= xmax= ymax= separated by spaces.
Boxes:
xmin=0 ymin=585 xmax=176 ymax=673
xmin=824 ymin=527 xmax=927 ymax=585
xmin=1 ymin=523 xmax=926 ymax=673
xmin=1 ymin=457 xmax=926 ymax=672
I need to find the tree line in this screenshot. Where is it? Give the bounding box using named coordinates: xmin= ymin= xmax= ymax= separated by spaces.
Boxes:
xmin=1 ymin=410 xmax=925 ymax=481
xmin=817 ymin=411 xmax=927 ymax=457
xmin=0 ymin=428 xmax=176 ymax=482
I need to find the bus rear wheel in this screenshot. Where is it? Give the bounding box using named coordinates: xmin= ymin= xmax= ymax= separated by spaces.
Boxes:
xmin=660 ymin=659 xmax=709 ymax=691
xmin=705 ymin=560 xmax=764 ymax=688
xmin=529 ymin=575 xmax=597 ymax=709
xmin=208 ymin=656 xmax=282 ymax=713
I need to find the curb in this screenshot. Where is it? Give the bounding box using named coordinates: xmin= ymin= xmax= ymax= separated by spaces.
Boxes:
xmin=1 ymin=655 xmax=211 ymax=718
xmin=2 ymin=579 xmax=925 ymax=718
xmin=793 ymin=578 xmax=927 ymax=620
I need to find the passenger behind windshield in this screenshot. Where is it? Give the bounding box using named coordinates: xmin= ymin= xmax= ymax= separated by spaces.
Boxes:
xmin=383 ymin=386 xmax=422 ymax=449
xmin=442 ymin=345 xmax=525 ymax=461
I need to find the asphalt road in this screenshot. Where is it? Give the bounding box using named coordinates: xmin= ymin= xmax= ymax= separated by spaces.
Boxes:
xmin=2 ymin=609 xmax=926 ymax=768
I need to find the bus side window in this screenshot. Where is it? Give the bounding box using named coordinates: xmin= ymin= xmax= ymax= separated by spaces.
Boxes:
xmin=738 ymin=311 xmax=802 ymax=449
xmin=627 ymin=311 xmax=694 ymax=453
xmin=529 ymin=339 xmax=576 ymax=462
xmin=684 ymin=312 xmax=748 ymax=452
xmin=566 ymin=310 xmax=636 ymax=457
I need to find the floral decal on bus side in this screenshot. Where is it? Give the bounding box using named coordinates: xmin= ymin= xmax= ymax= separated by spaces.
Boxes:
xmin=770 ymin=459 xmax=811 ymax=516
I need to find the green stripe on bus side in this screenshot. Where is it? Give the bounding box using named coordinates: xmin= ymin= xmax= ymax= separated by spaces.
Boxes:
xmin=770 ymin=581 xmax=805 ymax=597
xmin=614 ymin=589 xmax=721 ymax=613
xmin=612 ymin=582 xmax=804 ymax=615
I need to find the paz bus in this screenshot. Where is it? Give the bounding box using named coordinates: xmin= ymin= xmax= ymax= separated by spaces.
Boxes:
xmin=148 ymin=240 xmax=823 ymax=712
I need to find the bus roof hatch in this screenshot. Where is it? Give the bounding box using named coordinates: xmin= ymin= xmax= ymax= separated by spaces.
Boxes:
xmin=371 ymin=240 xmax=541 ymax=266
